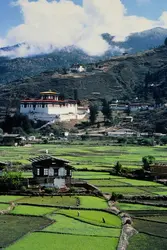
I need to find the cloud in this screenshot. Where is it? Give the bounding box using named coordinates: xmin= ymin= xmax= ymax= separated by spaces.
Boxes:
xmin=0 ymin=38 xmax=7 ymax=48
xmin=1 ymin=0 xmax=167 ymax=57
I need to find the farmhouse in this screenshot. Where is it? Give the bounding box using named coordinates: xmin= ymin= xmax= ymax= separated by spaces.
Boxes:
xmin=29 ymin=155 xmax=73 ymax=189
xmin=0 ymin=134 xmax=22 ymax=146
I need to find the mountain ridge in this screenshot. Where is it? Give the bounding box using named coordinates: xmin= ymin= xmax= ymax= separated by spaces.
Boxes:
xmin=0 ymin=27 xmax=167 ymax=84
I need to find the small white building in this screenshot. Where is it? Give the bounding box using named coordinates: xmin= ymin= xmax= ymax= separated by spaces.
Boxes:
xmin=20 ymin=91 xmax=79 ymax=122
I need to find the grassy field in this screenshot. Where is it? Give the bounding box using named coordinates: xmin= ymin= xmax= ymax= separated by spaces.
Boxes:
xmin=1 ymin=143 xmax=167 ymax=249
xmin=133 ymin=218 xmax=167 ymax=238
xmin=99 ymin=187 xmax=151 ymax=195
xmin=139 ymin=216 xmax=167 ymax=223
xmin=45 ymin=214 xmax=121 ymax=237
xmin=1 ymin=144 xmax=167 ymax=171
xmin=78 ymin=196 xmax=108 ymax=209
xmin=59 ymin=209 xmax=122 ymax=228
xmin=0 ymin=195 xmax=24 ymax=203
xmin=0 ymin=215 xmax=50 ymax=248
xmin=128 ymin=233 xmax=167 ymax=250
xmin=0 ymin=203 xmax=10 ymax=210
xmin=11 ymin=205 xmax=55 ymax=216
xmin=7 ymin=232 xmax=119 ymax=250
xmin=18 ymin=196 xmax=77 ymax=206
xmin=115 ymin=202 xmax=167 ymax=211
xmin=73 ymin=172 xmax=111 ymax=179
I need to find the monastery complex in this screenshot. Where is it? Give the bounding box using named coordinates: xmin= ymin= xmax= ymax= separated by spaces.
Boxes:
xmin=20 ymin=91 xmax=88 ymax=122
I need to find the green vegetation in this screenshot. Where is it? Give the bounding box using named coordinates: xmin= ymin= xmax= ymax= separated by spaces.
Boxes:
xmin=115 ymin=202 xmax=167 ymax=211
xmin=7 ymin=232 xmax=119 ymax=250
xmin=18 ymin=196 xmax=77 ymax=206
xmin=0 ymin=203 xmax=10 ymax=210
xmin=128 ymin=233 xmax=167 ymax=250
xmin=0 ymin=215 xmax=50 ymax=248
xmin=0 ymin=195 xmax=24 ymax=203
xmin=140 ymin=216 xmax=167 ymax=223
xmin=133 ymin=218 xmax=167 ymax=238
xmin=11 ymin=205 xmax=55 ymax=216
xmin=100 ymin=187 xmax=150 ymax=195
xmin=78 ymin=196 xmax=108 ymax=209
xmin=89 ymin=104 xmax=98 ymax=124
xmin=1 ymin=144 xmax=167 ymax=171
xmin=73 ymin=172 xmax=111 ymax=179
xmin=89 ymin=179 xmax=129 ymax=186
xmin=45 ymin=214 xmax=120 ymax=237
xmin=59 ymin=209 xmax=121 ymax=228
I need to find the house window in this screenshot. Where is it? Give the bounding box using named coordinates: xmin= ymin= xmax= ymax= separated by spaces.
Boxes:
xmin=44 ymin=168 xmax=49 ymax=176
xmin=49 ymin=168 xmax=54 ymax=176
xmin=37 ymin=168 xmax=40 ymax=176
xmin=58 ymin=167 xmax=66 ymax=177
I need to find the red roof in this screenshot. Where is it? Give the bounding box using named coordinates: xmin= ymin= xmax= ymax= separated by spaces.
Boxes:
xmin=21 ymin=99 xmax=77 ymax=103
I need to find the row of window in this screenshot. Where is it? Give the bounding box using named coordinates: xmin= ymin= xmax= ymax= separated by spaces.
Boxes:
xmin=36 ymin=168 xmax=71 ymax=176
xmin=21 ymin=104 xmax=75 ymax=108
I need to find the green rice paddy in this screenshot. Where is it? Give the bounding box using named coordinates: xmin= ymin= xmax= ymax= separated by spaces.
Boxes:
xmin=115 ymin=202 xmax=167 ymax=211
xmin=59 ymin=209 xmax=122 ymax=228
xmin=1 ymin=144 xmax=167 ymax=171
xmin=17 ymin=196 xmax=77 ymax=206
xmin=45 ymin=214 xmax=120 ymax=237
xmin=78 ymin=196 xmax=108 ymax=209
xmin=6 ymin=232 xmax=119 ymax=250
xmin=11 ymin=205 xmax=55 ymax=216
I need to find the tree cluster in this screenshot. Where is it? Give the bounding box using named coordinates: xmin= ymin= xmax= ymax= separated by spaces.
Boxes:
xmin=102 ymin=99 xmax=113 ymax=124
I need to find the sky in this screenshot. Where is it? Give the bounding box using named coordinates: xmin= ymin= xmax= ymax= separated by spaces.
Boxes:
xmin=0 ymin=0 xmax=167 ymax=57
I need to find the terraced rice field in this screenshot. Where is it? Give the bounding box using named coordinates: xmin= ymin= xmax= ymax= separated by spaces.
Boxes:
xmin=78 ymin=196 xmax=108 ymax=208
xmin=115 ymin=202 xmax=167 ymax=211
xmin=11 ymin=205 xmax=56 ymax=216
xmin=45 ymin=214 xmax=120 ymax=237
xmin=1 ymin=144 xmax=167 ymax=171
xmin=1 ymin=144 xmax=167 ymax=249
xmin=0 ymin=215 xmax=50 ymax=248
xmin=59 ymin=209 xmax=122 ymax=228
xmin=17 ymin=196 xmax=77 ymax=206
xmin=0 ymin=195 xmax=121 ymax=249
xmin=128 ymin=233 xmax=167 ymax=250
xmin=0 ymin=195 xmax=24 ymax=203
xmin=7 ymin=232 xmax=119 ymax=250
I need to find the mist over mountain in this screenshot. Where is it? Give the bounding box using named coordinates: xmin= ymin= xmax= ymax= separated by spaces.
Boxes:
xmin=0 ymin=27 xmax=167 ymax=84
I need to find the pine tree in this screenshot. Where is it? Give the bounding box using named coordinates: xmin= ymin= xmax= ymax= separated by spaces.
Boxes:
xmin=89 ymin=104 xmax=98 ymax=124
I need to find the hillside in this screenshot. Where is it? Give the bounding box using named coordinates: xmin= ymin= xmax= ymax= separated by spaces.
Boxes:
xmin=0 ymin=27 xmax=167 ymax=85
xmin=1 ymin=46 xmax=167 ymax=112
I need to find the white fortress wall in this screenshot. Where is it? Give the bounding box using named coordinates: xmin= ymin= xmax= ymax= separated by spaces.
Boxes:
xmin=20 ymin=104 xmax=49 ymax=114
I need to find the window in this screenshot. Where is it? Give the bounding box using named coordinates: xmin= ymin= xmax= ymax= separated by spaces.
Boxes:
xmin=37 ymin=168 xmax=40 ymax=176
xmin=58 ymin=167 xmax=66 ymax=177
xmin=49 ymin=168 xmax=54 ymax=176
xmin=44 ymin=168 xmax=49 ymax=176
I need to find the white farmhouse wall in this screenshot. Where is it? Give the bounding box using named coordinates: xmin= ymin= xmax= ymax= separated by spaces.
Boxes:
xmin=54 ymin=178 xmax=65 ymax=188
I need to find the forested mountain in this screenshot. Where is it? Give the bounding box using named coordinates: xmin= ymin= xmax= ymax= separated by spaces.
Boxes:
xmin=0 ymin=45 xmax=167 ymax=108
xmin=0 ymin=27 xmax=167 ymax=84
